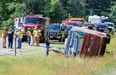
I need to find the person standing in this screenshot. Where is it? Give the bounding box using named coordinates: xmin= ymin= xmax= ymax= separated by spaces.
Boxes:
xmin=26 ymin=28 xmax=31 ymax=45
xmin=33 ymin=27 xmax=39 ymax=46
xmin=2 ymin=27 xmax=7 ymax=48
xmin=61 ymin=29 xmax=65 ymax=42
xmin=8 ymin=28 xmax=14 ymax=48
xmin=30 ymin=28 xmax=34 ymax=46
xmin=45 ymin=36 xmax=50 ymax=56
xmin=17 ymin=29 xmax=23 ymax=49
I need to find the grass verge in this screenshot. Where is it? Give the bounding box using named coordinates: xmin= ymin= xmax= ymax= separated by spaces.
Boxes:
xmin=0 ymin=34 xmax=116 ymax=75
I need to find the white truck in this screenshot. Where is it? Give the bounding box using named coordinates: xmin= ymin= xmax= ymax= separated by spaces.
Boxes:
xmin=88 ymin=15 xmax=109 ymax=24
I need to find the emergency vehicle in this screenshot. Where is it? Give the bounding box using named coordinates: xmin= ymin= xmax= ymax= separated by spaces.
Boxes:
xmin=64 ymin=18 xmax=84 ymax=27
xmin=14 ymin=15 xmax=50 ymax=42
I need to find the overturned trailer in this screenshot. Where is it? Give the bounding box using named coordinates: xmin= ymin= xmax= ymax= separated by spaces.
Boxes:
xmin=65 ymin=27 xmax=110 ymax=57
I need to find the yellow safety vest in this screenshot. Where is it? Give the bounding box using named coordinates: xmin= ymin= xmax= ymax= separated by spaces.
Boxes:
xmin=27 ymin=31 xmax=31 ymax=36
xmin=33 ymin=30 xmax=39 ymax=37
xmin=61 ymin=31 xmax=65 ymax=37
xmin=18 ymin=31 xmax=23 ymax=39
xmin=2 ymin=30 xmax=7 ymax=38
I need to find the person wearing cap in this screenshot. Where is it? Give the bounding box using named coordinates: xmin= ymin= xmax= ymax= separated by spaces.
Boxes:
xmin=17 ymin=28 xmax=23 ymax=49
xmin=26 ymin=28 xmax=31 ymax=45
xmin=7 ymin=28 xmax=14 ymax=48
xmin=33 ymin=27 xmax=39 ymax=46
xmin=2 ymin=27 xmax=7 ymax=48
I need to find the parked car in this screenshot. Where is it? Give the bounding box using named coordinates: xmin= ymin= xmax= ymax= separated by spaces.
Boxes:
xmin=47 ymin=24 xmax=62 ymax=42
xmin=95 ymin=23 xmax=108 ymax=33
xmin=105 ymin=22 xmax=115 ymax=34
xmin=82 ymin=23 xmax=95 ymax=30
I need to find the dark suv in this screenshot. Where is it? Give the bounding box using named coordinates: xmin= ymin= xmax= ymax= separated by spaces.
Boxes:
xmin=47 ymin=24 xmax=62 ymax=42
xmin=95 ymin=24 xmax=108 ymax=33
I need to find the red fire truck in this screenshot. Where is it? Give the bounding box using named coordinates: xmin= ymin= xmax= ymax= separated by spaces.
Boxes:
xmin=15 ymin=15 xmax=49 ymax=42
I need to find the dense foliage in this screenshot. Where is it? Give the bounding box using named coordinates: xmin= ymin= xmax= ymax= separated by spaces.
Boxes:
xmin=0 ymin=0 xmax=116 ymax=28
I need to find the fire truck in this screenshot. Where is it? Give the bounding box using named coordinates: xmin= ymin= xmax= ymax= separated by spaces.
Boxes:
xmin=14 ymin=15 xmax=50 ymax=42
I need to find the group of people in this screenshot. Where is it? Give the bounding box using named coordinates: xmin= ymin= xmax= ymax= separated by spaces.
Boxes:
xmin=16 ymin=27 xmax=41 ymax=48
xmin=27 ymin=27 xmax=50 ymax=56
xmin=26 ymin=27 xmax=40 ymax=46
xmin=1 ymin=26 xmax=23 ymax=49
xmin=1 ymin=26 xmax=51 ymax=56
xmin=2 ymin=27 xmax=14 ymax=48
xmin=1 ymin=26 xmax=40 ymax=49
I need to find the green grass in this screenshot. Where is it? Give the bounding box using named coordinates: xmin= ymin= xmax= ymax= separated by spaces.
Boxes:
xmin=106 ymin=35 xmax=116 ymax=52
xmin=0 ymin=47 xmax=84 ymax=75
xmin=0 ymin=34 xmax=116 ymax=75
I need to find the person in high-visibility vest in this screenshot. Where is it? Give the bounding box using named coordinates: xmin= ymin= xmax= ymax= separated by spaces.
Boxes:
xmin=17 ymin=28 xmax=23 ymax=49
xmin=30 ymin=28 xmax=34 ymax=46
xmin=26 ymin=28 xmax=31 ymax=45
xmin=61 ymin=30 xmax=65 ymax=42
xmin=2 ymin=27 xmax=7 ymax=48
xmin=33 ymin=27 xmax=39 ymax=46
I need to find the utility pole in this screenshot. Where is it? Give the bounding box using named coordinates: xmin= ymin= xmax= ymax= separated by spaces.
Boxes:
xmin=14 ymin=34 xmax=17 ymax=56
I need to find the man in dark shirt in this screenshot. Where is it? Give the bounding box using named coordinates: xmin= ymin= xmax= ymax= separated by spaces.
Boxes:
xmin=45 ymin=36 xmax=50 ymax=56
xmin=8 ymin=28 xmax=14 ymax=48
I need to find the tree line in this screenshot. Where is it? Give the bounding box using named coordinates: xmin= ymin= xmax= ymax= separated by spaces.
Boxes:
xmin=0 ymin=0 xmax=116 ymax=28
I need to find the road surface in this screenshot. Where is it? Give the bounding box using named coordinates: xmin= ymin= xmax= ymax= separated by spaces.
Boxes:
xmin=0 ymin=38 xmax=63 ymax=56
xmin=0 ymin=38 xmax=45 ymax=56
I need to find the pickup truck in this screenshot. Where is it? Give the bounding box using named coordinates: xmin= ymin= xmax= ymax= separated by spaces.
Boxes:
xmin=47 ymin=24 xmax=62 ymax=42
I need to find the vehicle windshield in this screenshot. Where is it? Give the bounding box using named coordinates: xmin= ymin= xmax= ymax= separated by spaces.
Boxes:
xmin=24 ymin=18 xmax=41 ymax=24
xmin=107 ymin=24 xmax=113 ymax=27
xmin=48 ymin=25 xmax=61 ymax=30
xmin=102 ymin=19 xmax=109 ymax=23
xmin=83 ymin=24 xmax=94 ymax=27
xmin=97 ymin=25 xmax=107 ymax=28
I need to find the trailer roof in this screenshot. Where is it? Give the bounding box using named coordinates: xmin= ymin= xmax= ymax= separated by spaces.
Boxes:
xmin=71 ymin=27 xmax=107 ymax=37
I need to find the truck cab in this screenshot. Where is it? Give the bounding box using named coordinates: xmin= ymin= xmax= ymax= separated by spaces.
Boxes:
xmin=47 ymin=24 xmax=62 ymax=42
xmin=21 ymin=15 xmax=46 ymax=42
